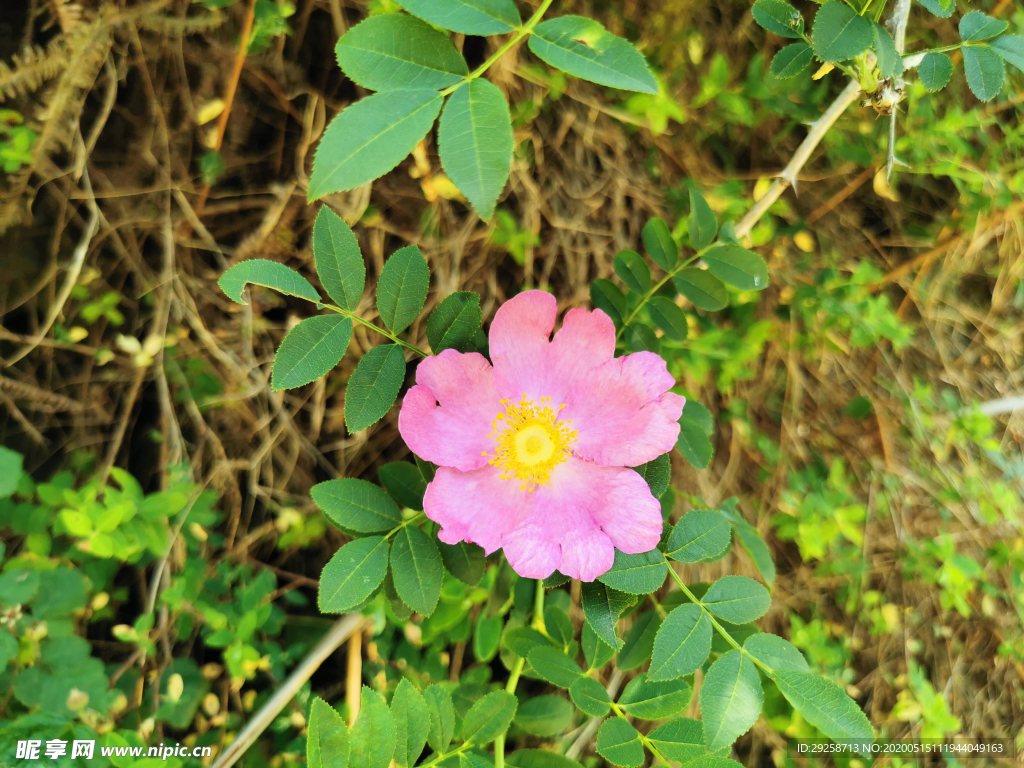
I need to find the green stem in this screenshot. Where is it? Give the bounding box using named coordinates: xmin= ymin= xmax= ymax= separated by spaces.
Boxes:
xmin=616 ymin=251 xmax=702 ymax=339
xmin=914 ymin=42 xmax=963 ymax=55
xmin=320 ymin=302 xmax=429 ymax=357
xmin=496 ymin=580 xmax=546 ymax=768
xmin=418 ymin=742 xmax=471 ymax=768
xmin=385 ymin=512 xmax=427 ymax=540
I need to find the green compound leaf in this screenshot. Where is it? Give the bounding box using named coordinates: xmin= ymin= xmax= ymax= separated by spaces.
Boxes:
xmin=438 ymin=541 xmax=486 ymax=585
xmin=309 ymin=90 xmax=443 ymax=200
xmin=335 ymin=14 xmax=468 ymax=91
xmin=598 ymin=548 xmax=667 ymax=594
xmin=743 ymin=633 xmax=809 ymax=673
xmin=992 ymin=36 xmax=1024 ymax=71
xmin=397 ymin=0 xmax=520 ymax=35
xmin=676 ymin=416 xmax=714 ymax=469
xmin=379 ymin=462 xmax=427 ymax=511
xmin=872 ymin=22 xmax=904 ymax=78
xmin=642 ymin=217 xmax=678 ymax=270
xmin=770 ymin=43 xmax=814 ymax=79
xmin=313 ymin=207 xmax=365 ymax=311
xmin=619 ymin=673 xmax=692 ymax=720
xmin=528 ymin=16 xmax=658 ymax=94
xmin=514 ymin=695 xmax=573 ymax=737
xmin=438 ymin=79 xmax=513 ymax=220
xmin=461 ymin=690 xmax=517 ymax=745
xmin=312 ymin=477 xmax=403 ymax=533
xmin=345 ymin=344 xmax=407 ymax=433
xmin=959 ymin=11 xmax=1009 ymax=42
xmin=811 ymin=2 xmax=873 ymax=62
xmin=618 ymin=610 xmax=661 ymax=671
xmin=423 ymin=685 xmax=455 ymax=753
xmin=963 ymin=44 xmax=1005 ymax=102
xmin=773 ymin=670 xmax=874 ymax=746
xmin=649 ymin=603 xmax=712 ymax=681
xmin=271 ymin=315 xmax=352 ymax=391
xmin=700 ymin=649 xmax=763 ymax=753
xmin=219 ymin=259 xmax=320 ymax=304
xmin=581 ymin=581 xmax=635 ymax=649
xmin=613 ymin=249 xmax=651 ymax=294
xmin=391 ymin=679 xmax=429 ymax=768
xmin=351 ymin=687 xmax=396 ymax=768
xmin=688 ymin=187 xmax=718 ymax=251
xmin=647 ymin=296 xmax=688 ymax=341
xmin=582 ymin=622 xmax=616 ymax=670
xmin=703 ymin=244 xmax=769 ymax=291
xmin=528 ymin=645 xmax=584 ymax=688
xmin=917 ymin=52 xmax=954 ymax=92
xmin=596 ymin=718 xmax=644 ymax=768
xmin=569 ymin=675 xmax=612 ymax=716
xmin=673 ymin=269 xmax=727 ymax=311
xmin=648 ymin=718 xmax=704 ymax=764
xmin=752 ymin=0 xmax=804 ymax=38
xmin=632 ymin=452 xmax=671 ymax=498
xmin=377 ymin=245 xmax=430 ymax=334
xmin=427 ymin=292 xmax=482 ymax=353
xmin=625 ymin=323 xmax=660 ymax=354
xmin=590 ymin=278 xmax=627 ymax=327
xmin=666 ymin=509 xmax=732 ymax=563
xmin=390 ymin=525 xmax=444 ymax=615
xmin=318 ymin=536 xmax=390 ymax=613
xmin=503 ymin=626 xmax=549 ymax=658
xmin=702 ymin=575 xmax=771 ymax=624
xmin=307 ymin=697 xmax=349 ymax=768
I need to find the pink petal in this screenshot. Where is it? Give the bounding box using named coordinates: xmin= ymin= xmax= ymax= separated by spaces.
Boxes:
xmin=501 ymin=524 xmax=561 ymax=579
xmin=558 ymin=527 xmax=616 ymax=583
xmin=565 ymin=352 xmax=686 ymax=467
xmin=398 ymin=350 xmax=499 ymax=472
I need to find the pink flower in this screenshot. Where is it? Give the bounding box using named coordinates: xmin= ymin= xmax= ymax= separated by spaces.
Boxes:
xmin=398 ymin=291 xmax=685 ymax=582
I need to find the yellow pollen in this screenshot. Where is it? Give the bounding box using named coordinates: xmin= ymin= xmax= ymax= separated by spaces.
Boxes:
xmin=483 ymin=394 xmax=577 ymax=492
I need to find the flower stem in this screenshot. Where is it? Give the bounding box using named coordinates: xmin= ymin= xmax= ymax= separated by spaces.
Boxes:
xmin=495 ymin=579 xmax=546 ymax=768
xmin=616 ymin=252 xmax=702 ymax=339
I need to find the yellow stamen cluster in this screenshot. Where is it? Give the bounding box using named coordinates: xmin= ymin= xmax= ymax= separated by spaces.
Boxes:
xmin=484 ymin=394 xmax=577 ymax=491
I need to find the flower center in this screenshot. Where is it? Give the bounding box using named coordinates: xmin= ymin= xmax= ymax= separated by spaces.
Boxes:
xmin=485 ymin=394 xmax=577 ymax=491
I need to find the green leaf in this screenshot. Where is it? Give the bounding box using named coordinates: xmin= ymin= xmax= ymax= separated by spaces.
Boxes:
xmin=581 ymin=581 xmax=634 ymax=649
xmin=569 ymin=675 xmax=611 ymax=717
xmin=424 ymin=685 xmax=455 ymax=753
xmin=618 ymin=610 xmax=661 ymax=670
xmin=666 ymin=509 xmax=731 ymax=563
xmin=731 ymin=521 xmax=776 ymax=586
xmin=614 ymin=249 xmax=651 ymax=294
xmin=345 ymin=344 xmax=407 ymax=433
xmin=377 ymin=246 xmax=430 ymax=334
xmin=619 ymin=673 xmax=692 ymax=720
xmin=0 ymin=632 xmax=18 ymax=669
xmin=598 ymin=549 xmax=667 ymax=594
xmin=688 ymin=187 xmax=718 ymax=251
xmin=773 ymin=670 xmax=873 ymax=746
xmin=379 ymin=462 xmax=427 ymax=511
xmin=0 ymin=447 xmax=23 ymax=499
xmin=648 ymin=718 xmax=704 ymax=763
xmin=648 ymin=603 xmax=712 ymax=681
xmin=582 ymin=622 xmax=616 ymax=671
xmin=703 ymin=244 xmax=769 ymax=291
xmin=438 ymin=79 xmax=513 ymax=219
xmin=351 ymin=687 xmax=396 ymax=768
xmin=528 ymin=645 xmax=583 ymax=688
xmin=770 ymin=43 xmax=814 ymax=78
xmin=473 ymin=613 xmax=502 ymax=662
xmin=438 ymin=541 xmax=486 ymax=585
xmin=427 ymin=292 xmax=483 ymax=353
xmin=514 ymin=695 xmax=574 ymax=737
xmin=309 ymin=90 xmax=443 ymax=199
xmin=503 ymin=626 xmax=549 ymax=658
xmin=462 ymin=690 xmax=517 ymax=745
xmin=702 ymin=575 xmax=771 ymax=624
xmin=917 ymin=52 xmax=953 ymax=92
xmin=647 ymin=297 xmax=688 ymax=341
xmin=743 ymin=633 xmax=809 ymax=673
xmin=391 ymin=679 xmax=429 ymax=768
xmin=642 ymin=217 xmax=678 ymax=271
xmin=528 ymin=16 xmax=658 ymax=94
xmin=677 ymin=757 xmax=745 ymax=768
xmin=959 ymin=11 xmax=1008 ymax=42
xmin=752 ymin=0 xmax=804 ymax=38
xmin=507 ymin=750 xmax=585 ymax=768
xmin=625 ymin=323 xmax=660 ymax=354
xmin=992 ymin=35 xmax=1024 ymax=71
xmin=307 ymin=697 xmax=349 ymax=768
xmin=313 ymin=207 xmax=365 ymax=311
xmin=918 ymin=0 xmax=953 ymax=17
xmin=335 ymin=14 xmax=468 ymax=91
xmin=544 ymin=605 xmax=575 ymax=649
xmin=676 ymin=417 xmax=714 ymax=469
xmin=396 ymin=0 xmax=520 ymax=35
xmin=219 ymin=259 xmax=320 ymax=305
xmin=871 ymin=23 xmax=903 ymax=78
xmin=682 ymin=400 xmax=713 ymax=435
xmin=390 ymin=525 xmax=444 ymax=615
xmin=632 ymin=452 xmax=671 ymax=498
xmin=271 ymin=315 xmax=352 ymax=391
xmin=596 ymin=719 xmax=644 ymax=768
xmin=313 ymin=478 xmax=403 ymax=533
xmin=963 ymin=44 xmax=1005 ymax=101
xmin=589 ymin=278 xmax=627 ymax=327
xmin=811 ymin=2 xmax=873 ymax=62
xmin=700 ymin=650 xmax=763 ymax=752
xmin=673 ymin=269 xmax=727 ymax=311
xmin=318 ymin=536 xmax=390 ymax=613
